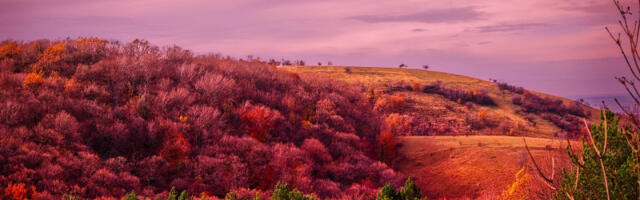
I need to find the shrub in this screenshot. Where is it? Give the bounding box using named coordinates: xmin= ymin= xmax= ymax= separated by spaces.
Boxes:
xmin=421 ymin=81 xmax=495 ymax=106
xmin=497 ymin=82 xmax=524 ymax=94
xmin=374 ymin=94 xmax=407 ymax=113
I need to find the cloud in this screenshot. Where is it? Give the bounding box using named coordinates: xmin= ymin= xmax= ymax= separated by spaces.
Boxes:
xmin=411 ymin=28 xmax=426 ymax=32
xmin=347 ymin=7 xmax=482 ymax=23
xmin=475 ymin=23 xmax=547 ymax=32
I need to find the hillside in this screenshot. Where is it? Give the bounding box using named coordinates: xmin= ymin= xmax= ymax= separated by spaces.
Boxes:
xmin=396 ymin=136 xmax=574 ymax=199
xmin=0 ymin=39 xmax=598 ymax=199
xmin=281 ymin=66 xmax=600 ymax=138
xmin=0 ymin=39 xmax=407 ymax=199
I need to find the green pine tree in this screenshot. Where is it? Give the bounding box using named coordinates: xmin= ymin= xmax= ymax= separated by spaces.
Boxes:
xmin=377 ymin=184 xmax=399 ymax=200
xmin=225 ymin=190 xmax=238 ymax=200
xmin=555 ymin=111 xmax=638 ymax=199
xmin=400 ymin=177 xmax=421 ymax=200
xmin=167 ymin=187 xmax=178 ymax=200
xmin=123 ymin=190 xmax=138 ymax=200
xmin=178 ymin=190 xmax=190 ymax=200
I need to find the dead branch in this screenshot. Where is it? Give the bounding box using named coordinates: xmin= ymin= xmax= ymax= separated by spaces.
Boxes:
xmin=522 ymin=137 xmax=556 ymax=190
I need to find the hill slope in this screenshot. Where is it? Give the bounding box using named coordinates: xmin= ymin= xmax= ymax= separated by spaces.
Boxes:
xmin=281 ymin=66 xmax=599 ymax=138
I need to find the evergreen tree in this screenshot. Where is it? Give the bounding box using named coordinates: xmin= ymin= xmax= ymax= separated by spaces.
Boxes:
xmin=400 ymin=177 xmax=421 ymax=200
xmin=377 ymin=184 xmax=399 ymax=200
xmin=178 ymin=190 xmax=191 ymax=200
xmin=167 ymin=187 xmax=178 ymax=200
xmin=123 ymin=190 xmax=138 ymax=200
xmin=556 ymin=111 xmax=638 ymax=199
xmin=225 ymin=191 xmax=238 ymax=200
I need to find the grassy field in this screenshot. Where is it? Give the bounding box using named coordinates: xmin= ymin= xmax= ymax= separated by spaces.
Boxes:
xmin=280 ymin=66 xmax=600 ymax=138
xmin=396 ymin=136 xmax=574 ymax=199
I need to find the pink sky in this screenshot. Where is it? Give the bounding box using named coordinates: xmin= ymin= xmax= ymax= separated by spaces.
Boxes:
xmin=0 ymin=0 xmax=631 ymax=99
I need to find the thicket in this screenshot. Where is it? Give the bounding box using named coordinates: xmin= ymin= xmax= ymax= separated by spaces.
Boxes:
xmin=0 ymin=39 xmax=406 ymax=199
xmin=496 ymin=82 xmax=524 ymax=94
xmin=421 ymin=81 xmax=495 ymax=106
xmin=512 ymin=91 xmax=588 ymax=137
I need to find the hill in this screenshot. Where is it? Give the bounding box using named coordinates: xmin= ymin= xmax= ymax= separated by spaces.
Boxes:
xmin=281 ymin=66 xmax=600 ymax=138
xmin=0 ymin=39 xmax=405 ymax=199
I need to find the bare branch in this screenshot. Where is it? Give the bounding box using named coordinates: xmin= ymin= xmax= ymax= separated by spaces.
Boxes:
xmin=522 ymin=137 xmax=555 ymax=189
xmin=583 ymin=118 xmax=611 ymax=200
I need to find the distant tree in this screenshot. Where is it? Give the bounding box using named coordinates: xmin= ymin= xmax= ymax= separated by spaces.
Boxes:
xmin=345 ymin=67 xmax=352 ymax=74
xmin=398 ymin=64 xmax=407 ymax=68
xmin=422 ymin=65 xmax=429 ymax=70
xmin=327 ymin=61 xmax=333 ymax=65
xmin=317 ymin=62 xmax=322 ymax=66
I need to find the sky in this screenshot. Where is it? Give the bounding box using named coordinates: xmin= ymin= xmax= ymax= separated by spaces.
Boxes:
xmin=0 ymin=0 xmax=634 ymax=100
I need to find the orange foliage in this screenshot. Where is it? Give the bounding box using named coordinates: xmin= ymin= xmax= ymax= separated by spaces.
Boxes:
xmin=383 ymin=113 xmax=411 ymax=136
xmin=498 ymin=166 xmax=531 ymax=200
xmin=0 ymin=42 xmax=20 ymax=58
xmin=22 ymin=72 xmax=44 ymax=89
xmin=73 ymin=37 xmax=108 ymax=47
xmin=241 ymin=106 xmax=279 ymax=142
xmin=374 ymin=93 xmax=407 ymax=113
xmin=32 ymin=43 xmax=65 ymax=73
xmin=64 ymin=78 xmax=82 ymax=94
xmin=3 ymin=183 xmax=35 ymax=200
xmin=478 ymin=110 xmax=488 ymax=120
xmin=159 ymin=132 xmax=191 ymax=166
xmin=179 ymin=115 xmax=188 ymax=123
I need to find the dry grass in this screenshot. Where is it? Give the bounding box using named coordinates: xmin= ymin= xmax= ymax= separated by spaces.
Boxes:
xmin=396 ymin=136 xmax=573 ymax=200
xmin=280 ymin=66 xmax=599 ymax=138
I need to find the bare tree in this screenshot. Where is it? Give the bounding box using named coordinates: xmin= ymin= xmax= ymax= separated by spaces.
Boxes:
xmin=606 ymin=0 xmax=640 ymax=196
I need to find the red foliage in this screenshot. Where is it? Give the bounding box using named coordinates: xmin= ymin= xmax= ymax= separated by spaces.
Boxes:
xmin=241 ymin=104 xmax=280 ymax=142
xmin=0 ymin=39 xmax=402 ymax=199
xmin=377 ymin=130 xmax=397 ymax=163
xmin=3 ymin=183 xmax=35 ymax=200
xmin=159 ymin=132 xmax=191 ymax=166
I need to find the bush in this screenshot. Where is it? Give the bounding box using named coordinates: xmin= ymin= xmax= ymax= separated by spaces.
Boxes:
xmin=421 ymin=81 xmax=495 ymax=106
xmin=497 ymin=82 xmax=524 ymax=94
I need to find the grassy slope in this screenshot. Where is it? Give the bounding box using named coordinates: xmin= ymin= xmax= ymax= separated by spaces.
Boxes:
xmin=396 ymin=136 xmax=573 ymax=199
xmin=280 ymin=66 xmax=600 ymax=138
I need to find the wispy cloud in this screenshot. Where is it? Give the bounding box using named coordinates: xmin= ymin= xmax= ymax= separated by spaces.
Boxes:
xmin=347 ymin=7 xmax=483 ymax=23
xmin=475 ymin=23 xmax=547 ymax=32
